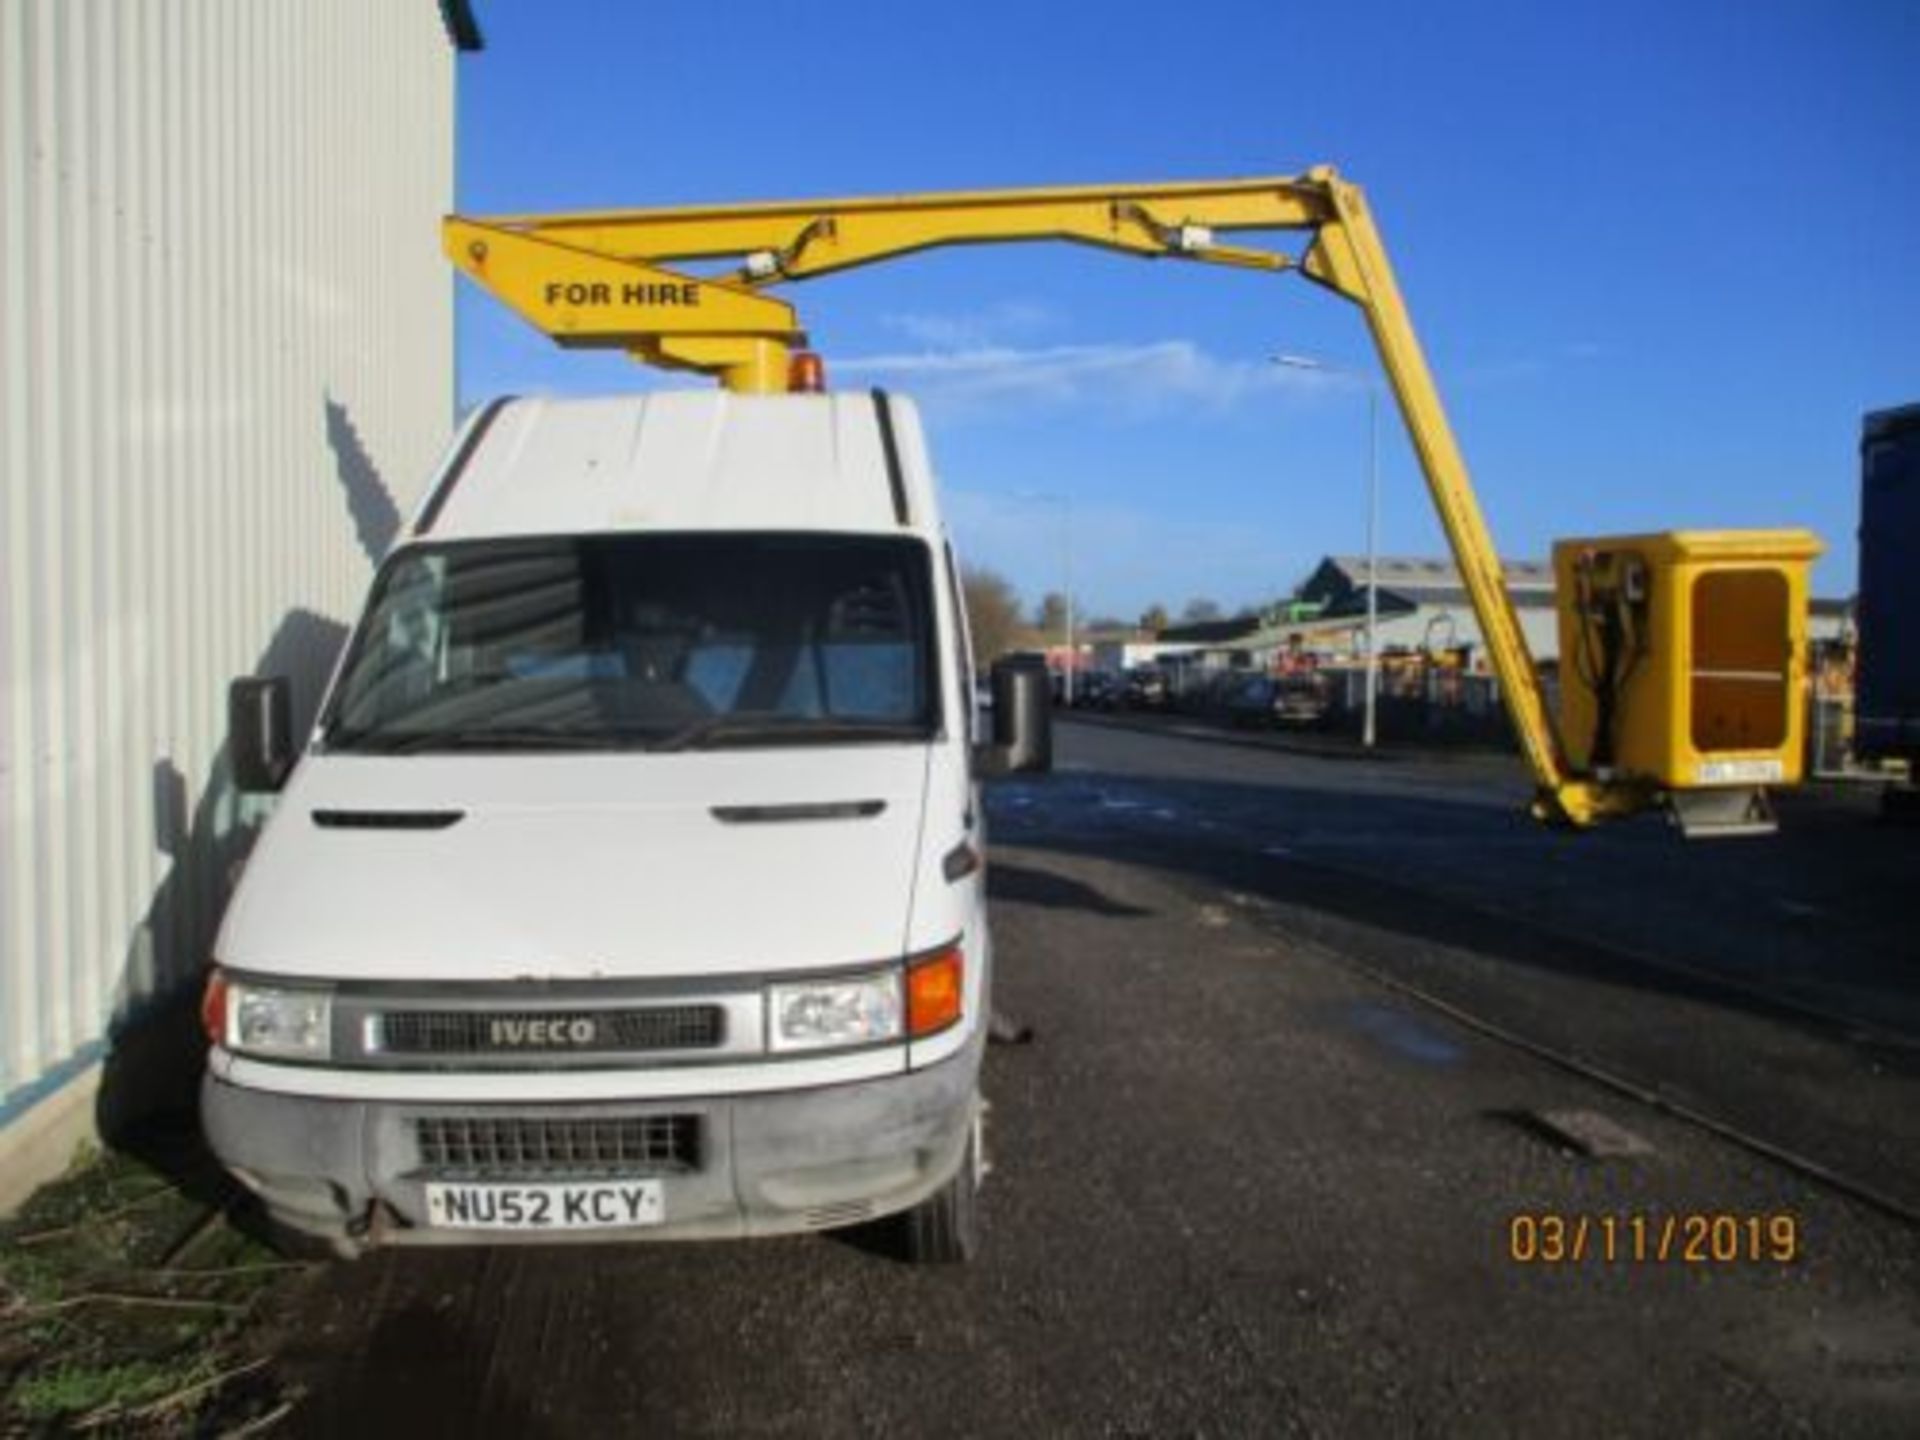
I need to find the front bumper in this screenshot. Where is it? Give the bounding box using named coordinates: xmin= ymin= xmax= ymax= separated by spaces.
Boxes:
xmin=201 ymin=1034 xmax=981 ymax=1252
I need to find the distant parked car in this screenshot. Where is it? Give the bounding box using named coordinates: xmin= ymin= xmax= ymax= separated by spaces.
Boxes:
xmin=1192 ymin=669 xmax=1244 ymax=716
xmin=1273 ymin=671 xmax=1330 ymax=727
xmin=1225 ymin=675 xmax=1282 ymax=727
xmin=1123 ymin=667 xmax=1170 ymax=710
xmin=1224 ymin=672 xmax=1330 ymax=729
xmin=1073 ymin=671 xmax=1122 ymax=709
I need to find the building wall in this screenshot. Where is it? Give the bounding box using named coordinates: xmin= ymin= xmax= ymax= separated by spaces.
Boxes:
xmin=1367 ymin=603 xmax=1561 ymax=664
xmin=1 ymin=1 xmax=458 ymax=1135
xmin=1281 ymin=603 xmax=1560 ymax=668
xmin=1088 ymin=641 xmax=1204 ymax=672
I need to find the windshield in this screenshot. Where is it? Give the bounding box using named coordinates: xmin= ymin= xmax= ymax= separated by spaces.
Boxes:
xmin=323 ymin=533 xmax=938 ymax=753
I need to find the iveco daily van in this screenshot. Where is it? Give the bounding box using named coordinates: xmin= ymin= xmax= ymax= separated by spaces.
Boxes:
xmin=201 ymin=388 xmax=1050 ymax=1263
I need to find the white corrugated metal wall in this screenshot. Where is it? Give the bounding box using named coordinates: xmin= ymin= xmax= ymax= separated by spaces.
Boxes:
xmin=0 ymin=1 xmax=459 ymax=1127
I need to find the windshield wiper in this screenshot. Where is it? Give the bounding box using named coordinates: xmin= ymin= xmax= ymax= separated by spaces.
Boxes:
xmin=340 ymin=726 xmax=636 ymax=755
xmin=649 ymin=714 xmax=930 ymax=753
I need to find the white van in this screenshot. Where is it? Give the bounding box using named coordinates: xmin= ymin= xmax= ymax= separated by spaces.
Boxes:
xmin=201 ymin=389 xmax=1051 ymax=1263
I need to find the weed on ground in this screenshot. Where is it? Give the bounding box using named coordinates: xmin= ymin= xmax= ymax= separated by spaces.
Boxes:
xmin=0 ymin=1144 xmax=308 ymax=1434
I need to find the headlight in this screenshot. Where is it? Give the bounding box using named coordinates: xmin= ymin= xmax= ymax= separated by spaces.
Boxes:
xmin=223 ymin=977 xmax=332 ymax=1061
xmin=768 ymin=969 xmax=902 ymax=1053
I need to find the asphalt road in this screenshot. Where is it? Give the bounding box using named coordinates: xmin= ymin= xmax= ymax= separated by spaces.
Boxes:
xmin=263 ymin=720 xmax=1920 ymax=1437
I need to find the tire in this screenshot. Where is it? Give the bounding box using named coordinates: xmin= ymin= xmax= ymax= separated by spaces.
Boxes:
xmin=901 ymin=1107 xmax=981 ymax=1265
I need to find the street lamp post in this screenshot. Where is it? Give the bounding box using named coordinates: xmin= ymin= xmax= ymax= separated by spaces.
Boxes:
xmin=1064 ymin=499 xmax=1076 ymax=706
xmin=1361 ymin=379 xmax=1379 ymax=748
xmin=1273 ymin=353 xmax=1382 ymax=749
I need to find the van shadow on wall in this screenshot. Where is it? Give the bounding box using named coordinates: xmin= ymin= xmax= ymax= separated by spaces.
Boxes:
xmin=95 ymin=606 xmax=349 ymax=1187
xmin=326 ymin=392 xmax=403 ymax=567
xmin=95 ymin=394 xmax=402 ymax=1186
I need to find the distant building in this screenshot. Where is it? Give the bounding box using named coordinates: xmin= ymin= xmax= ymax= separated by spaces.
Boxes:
xmin=1137 ymin=616 xmax=1274 ymax=673
xmin=1092 ymin=556 xmax=1850 ymax=680
xmin=1125 ymin=557 xmax=1562 ymax=674
xmin=1082 ymin=629 xmax=1207 ymax=673
xmin=1292 ymin=555 xmax=1561 ymax=664
xmin=1288 ymin=556 xmax=1851 ymax=660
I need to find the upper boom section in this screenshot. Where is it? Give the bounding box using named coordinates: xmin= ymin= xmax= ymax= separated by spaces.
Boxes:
xmin=474 ymin=174 xmax=1326 ymax=277
xmin=445 ymin=172 xmax=1348 ymax=392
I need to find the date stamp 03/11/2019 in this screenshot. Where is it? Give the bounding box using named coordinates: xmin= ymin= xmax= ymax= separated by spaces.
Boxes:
xmin=1508 ymin=1213 xmax=1799 ymax=1266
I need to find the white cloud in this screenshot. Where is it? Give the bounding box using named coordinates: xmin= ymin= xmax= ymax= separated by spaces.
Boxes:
xmin=837 ymin=338 xmax=1328 ymax=423
xmin=880 ymin=301 xmax=1056 ymax=350
xmin=1453 ymin=339 xmax=1609 ymax=389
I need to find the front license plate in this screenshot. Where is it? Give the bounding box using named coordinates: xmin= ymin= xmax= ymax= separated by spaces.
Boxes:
xmin=423 ymin=1180 xmax=664 ymax=1231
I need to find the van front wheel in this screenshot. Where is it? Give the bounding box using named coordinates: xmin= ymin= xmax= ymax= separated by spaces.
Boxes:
xmin=901 ymin=1106 xmax=981 ymax=1265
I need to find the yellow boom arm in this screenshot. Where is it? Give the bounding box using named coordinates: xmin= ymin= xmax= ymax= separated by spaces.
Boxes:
xmin=444 ymin=168 xmax=1628 ymax=826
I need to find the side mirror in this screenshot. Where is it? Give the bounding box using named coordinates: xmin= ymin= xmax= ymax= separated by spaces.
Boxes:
xmin=229 ymin=677 xmax=295 ymax=793
xmin=975 ymin=658 xmax=1053 ymax=777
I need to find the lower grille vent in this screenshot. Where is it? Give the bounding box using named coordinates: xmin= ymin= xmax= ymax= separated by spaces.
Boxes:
xmin=412 ymin=1115 xmax=702 ymax=1178
xmin=803 ymin=1199 xmax=876 ymax=1230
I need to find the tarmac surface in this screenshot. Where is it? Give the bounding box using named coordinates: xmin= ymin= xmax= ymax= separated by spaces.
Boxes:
xmin=261 ymin=718 xmax=1920 ymax=1437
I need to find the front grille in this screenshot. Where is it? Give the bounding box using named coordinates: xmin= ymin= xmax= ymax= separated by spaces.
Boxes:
xmin=412 ymin=1115 xmax=702 ymax=1179
xmin=379 ymin=1006 xmax=724 ymax=1056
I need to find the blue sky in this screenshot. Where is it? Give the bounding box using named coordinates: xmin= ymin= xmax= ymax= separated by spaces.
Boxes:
xmin=455 ymin=0 xmax=1917 ymax=619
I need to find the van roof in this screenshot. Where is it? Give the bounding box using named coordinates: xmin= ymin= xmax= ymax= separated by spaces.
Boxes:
xmin=414 ymin=390 xmax=941 ymax=543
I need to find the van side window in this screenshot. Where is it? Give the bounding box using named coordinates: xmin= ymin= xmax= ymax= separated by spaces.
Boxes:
xmin=944 ymin=544 xmax=974 ymax=744
xmin=368 ymin=552 xmax=449 ymax=708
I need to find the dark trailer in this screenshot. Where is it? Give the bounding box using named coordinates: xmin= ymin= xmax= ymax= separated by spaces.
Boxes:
xmin=1856 ymin=403 xmax=1920 ymax=781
